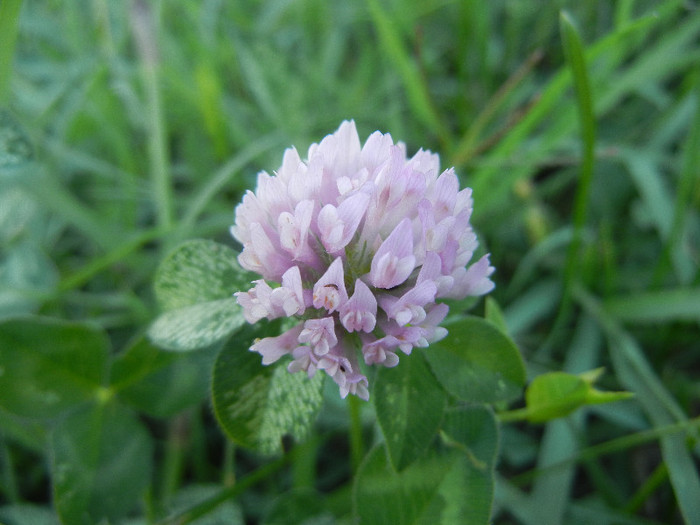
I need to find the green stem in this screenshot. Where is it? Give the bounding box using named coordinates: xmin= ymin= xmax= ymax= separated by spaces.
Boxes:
xmin=157 ymin=454 xmax=290 ymax=525
xmin=131 ymin=0 xmax=173 ymax=244
xmin=624 ymin=462 xmax=668 ymax=514
xmin=292 ymin=436 xmax=318 ymax=490
xmin=497 ymin=407 xmax=530 ymax=423
xmin=159 ymin=412 xmax=190 ymax=508
xmin=0 ymin=0 xmax=23 ymax=104
xmin=348 ymin=395 xmax=364 ymax=473
xmin=222 ymin=440 xmax=236 ymax=487
xmin=510 ymin=416 xmax=700 ymax=487
xmin=145 ymin=60 xmax=173 ymax=236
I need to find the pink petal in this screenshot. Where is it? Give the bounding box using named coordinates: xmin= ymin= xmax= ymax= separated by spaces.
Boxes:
xmin=370 ymin=219 xmax=416 ymax=289
xmin=312 ymin=257 xmax=348 ymax=313
xmin=339 ymin=279 xmax=377 ymax=333
xmin=250 ymin=324 xmax=303 ymax=365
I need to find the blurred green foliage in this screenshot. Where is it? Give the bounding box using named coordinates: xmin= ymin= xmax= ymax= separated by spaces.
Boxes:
xmin=0 ymin=0 xmax=699 ymax=523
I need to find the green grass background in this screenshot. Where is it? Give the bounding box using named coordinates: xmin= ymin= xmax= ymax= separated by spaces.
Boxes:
xmin=0 ymin=0 xmax=698 ymax=523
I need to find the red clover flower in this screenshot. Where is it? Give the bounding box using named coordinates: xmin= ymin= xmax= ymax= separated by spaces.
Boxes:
xmin=233 ymin=121 xmax=494 ymax=400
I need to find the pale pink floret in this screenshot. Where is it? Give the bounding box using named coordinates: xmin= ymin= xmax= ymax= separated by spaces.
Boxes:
xmin=318 ymin=190 xmax=370 ymax=254
xmin=251 ymin=324 xmax=303 ymax=365
xmin=369 ymin=218 xmax=416 ymax=289
xmin=417 ymin=251 xmax=454 ymax=297
xmin=234 ymin=280 xmax=274 ymax=324
xmin=446 ymin=254 xmax=495 ymax=299
xmin=239 ymin=223 xmax=289 ymax=281
xmin=298 ymin=317 xmax=338 ymax=357
xmin=379 ymin=280 xmax=438 ymax=327
xmin=338 ymin=372 xmax=369 ymax=401
xmin=278 ymin=200 xmax=314 ymax=261
xmin=232 ymin=120 xmax=495 ymax=399
xmin=288 ymin=345 xmax=317 ymax=378
xmin=339 ymin=279 xmax=377 ymax=333
xmin=234 ymin=266 xmax=306 ymax=323
xmin=312 ymin=257 xmax=348 ymax=313
xmin=362 ymin=336 xmax=400 ymax=367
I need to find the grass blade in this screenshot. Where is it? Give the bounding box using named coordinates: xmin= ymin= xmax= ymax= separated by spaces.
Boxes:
xmin=365 ymin=0 xmax=448 ymax=145
xmin=558 ymin=11 xmax=597 ymax=317
xmin=0 ymin=0 xmax=23 ymax=103
xmin=131 ymin=0 xmax=174 ymax=242
xmin=655 ymin=72 xmax=700 ymax=285
xmin=470 ymin=4 xmax=691 ymax=217
xmin=604 ymin=287 xmax=700 ymax=323
xmin=577 ymin=287 xmax=700 ymax=523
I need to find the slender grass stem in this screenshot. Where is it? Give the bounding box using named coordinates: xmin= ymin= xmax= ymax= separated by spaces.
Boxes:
xmin=222 ymin=440 xmax=236 ymax=487
xmin=144 ymin=62 xmax=173 ymax=235
xmin=509 ymin=416 xmax=700 ymax=487
xmin=561 ymin=11 xmax=596 ymax=298
xmin=159 ymin=412 xmax=190 ymax=508
xmin=180 ymin=133 xmax=282 ymax=233
xmin=624 ymin=462 xmax=668 ymax=514
xmin=58 ymin=225 xmax=170 ymax=293
xmin=131 ymin=0 xmax=173 ymax=245
xmin=451 ymin=49 xmax=543 ymax=167
xmin=537 ymin=12 xmax=597 ymax=355
xmin=0 ymin=0 xmax=22 ymax=104
xmin=156 ymin=454 xmax=290 ymax=525
xmin=653 ymin=70 xmax=700 ymax=285
xmin=365 ymin=0 xmax=449 ymax=147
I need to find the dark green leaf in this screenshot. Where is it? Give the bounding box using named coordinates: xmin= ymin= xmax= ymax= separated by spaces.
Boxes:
xmin=149 ymin=239 xmax=251 ymax=352
xmin=212 ymin=332 xmax=324 ymax=454
xmin=441 ymin=405 xmax=499 ymax=471
xmin=0 ymin=317 xmax=109 ymax=418
xmin=354 ymin=446 xmax=452 ymax=525
xmin=0 ymin=241 xmax=58 ymax=319
xmin=148 ymin=297 xmax=245 ymax=352
xmin=111 ymin=336 xmax=219 ymax=418
xmin=0 ymin=406 xmax=47 ymax=452
xmin=263 ymin=489 xmax=334 ymax=525
xmin=50 ymin=401 xmax=152 ymax=525
xmin=423 ymin=317 xmax=525 ymax=404
xmin=154 ymin=239 xmax=253 ymax=311
xmin=438 ymin=406 xmax=498 ymax=524
xmin=373 ymin=352 xmax=447 ymax=470
xmin=354 ymin=442 xmax=495 ymax=525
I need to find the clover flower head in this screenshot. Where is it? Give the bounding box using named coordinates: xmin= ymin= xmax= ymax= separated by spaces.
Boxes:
xmin=233 ymin=121 xmax=494 ymax=400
